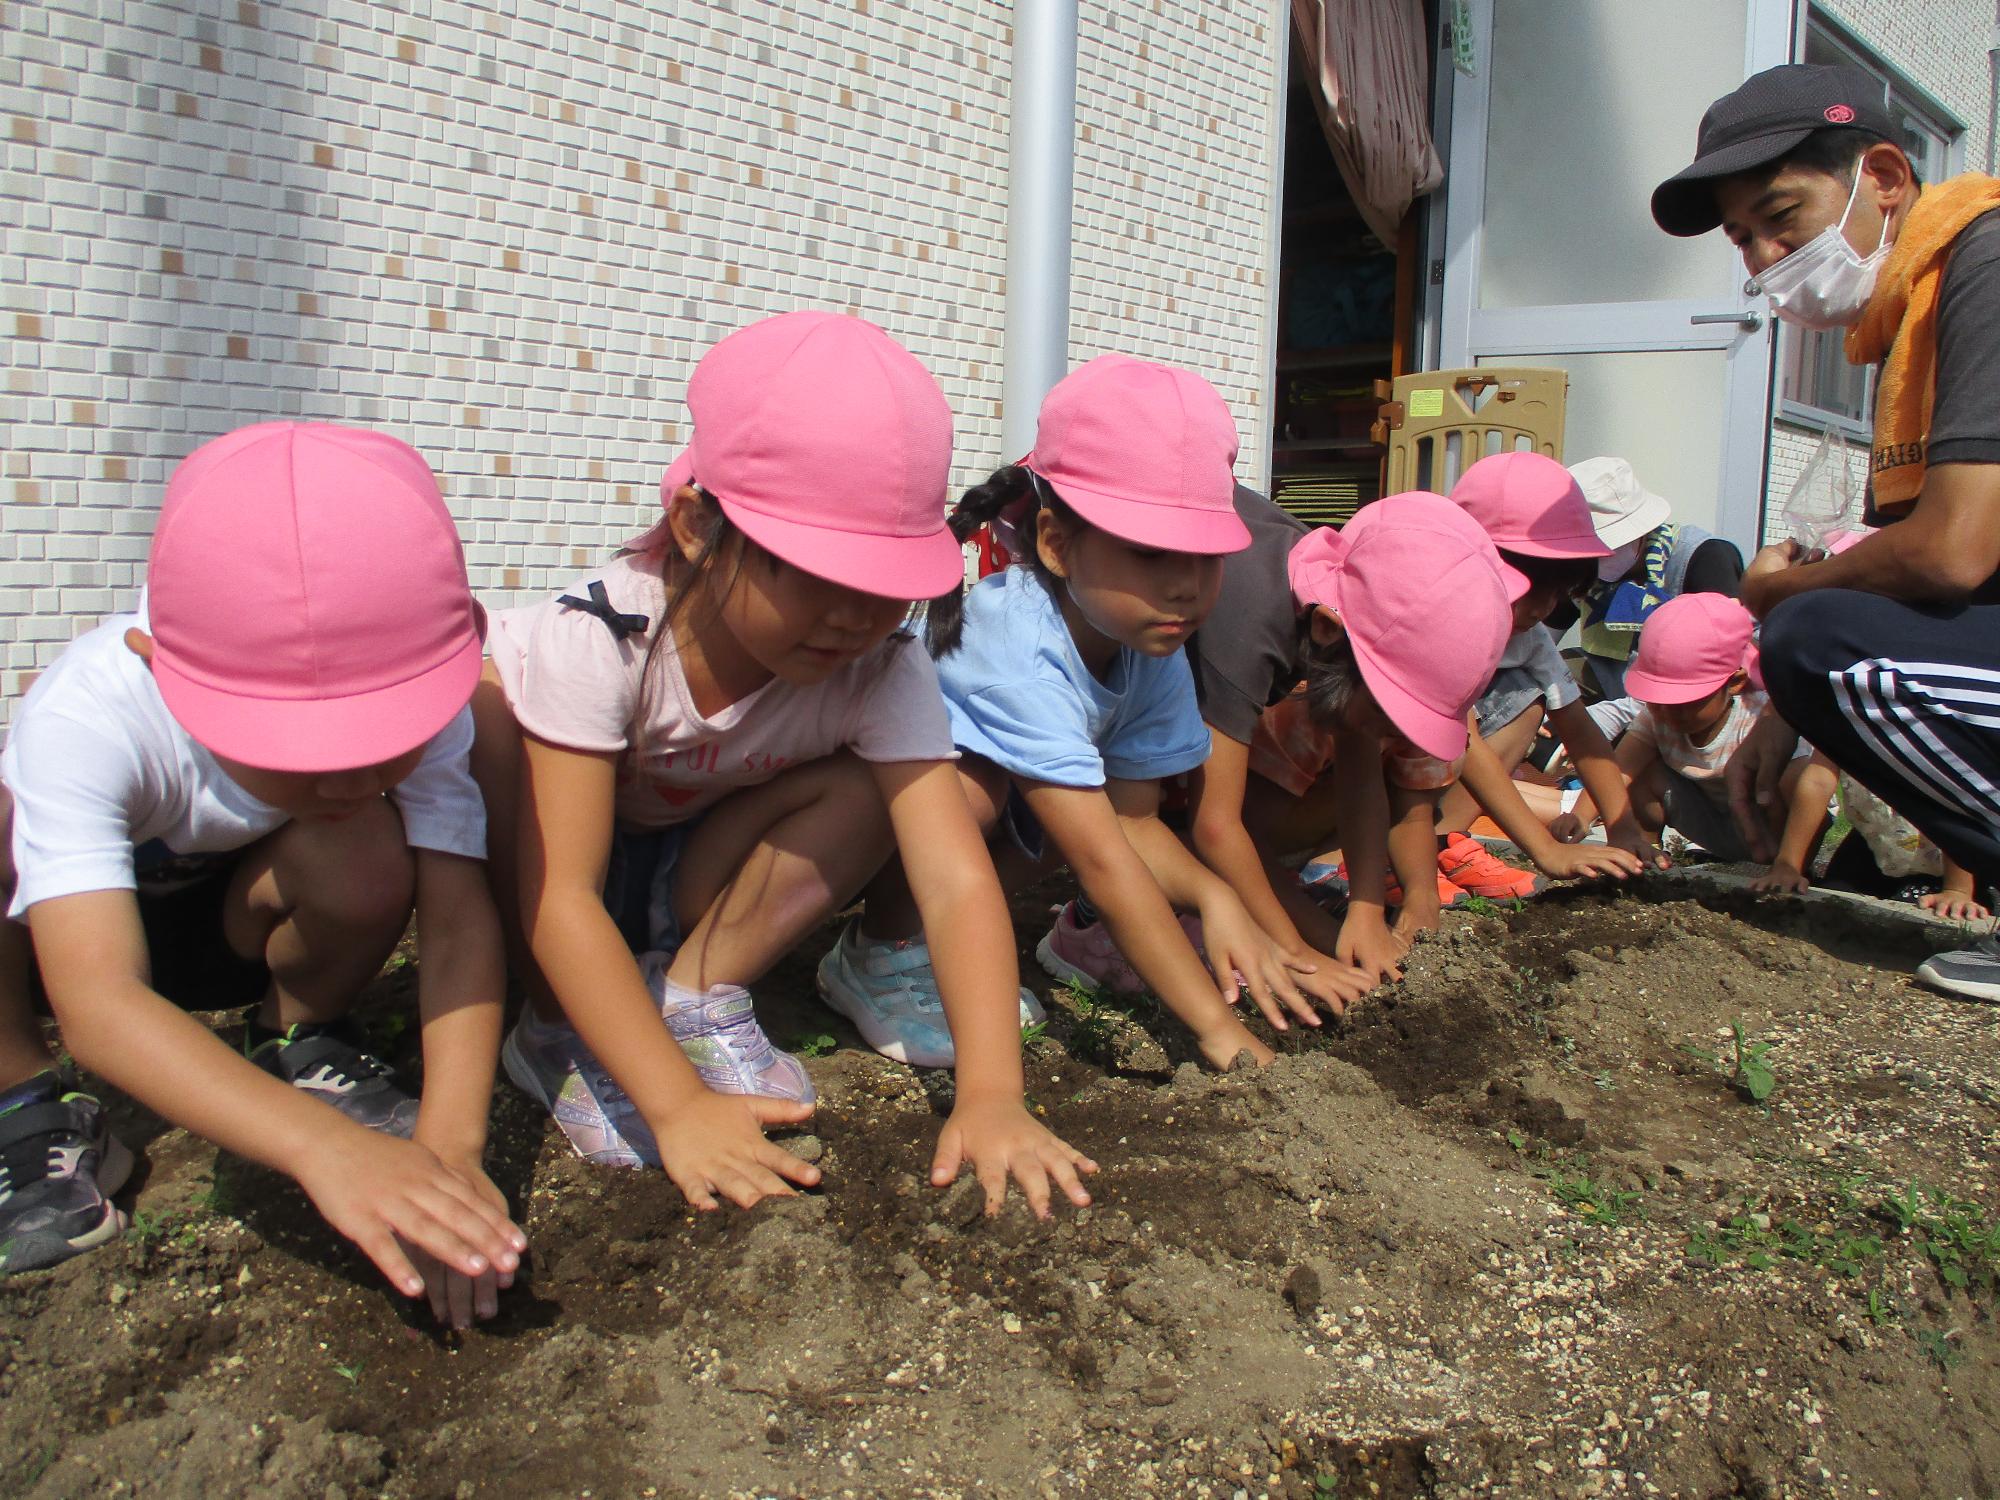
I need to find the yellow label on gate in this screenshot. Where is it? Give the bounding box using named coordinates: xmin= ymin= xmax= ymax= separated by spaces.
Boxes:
xmin=1407 ymin=389 xmax=1445 ymax=418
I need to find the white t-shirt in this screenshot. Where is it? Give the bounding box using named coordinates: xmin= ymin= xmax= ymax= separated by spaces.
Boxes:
xmin=485 ymin=553 xmax=956 ymax=830
xmin=2 ymin=614 xmax=486 ymax=920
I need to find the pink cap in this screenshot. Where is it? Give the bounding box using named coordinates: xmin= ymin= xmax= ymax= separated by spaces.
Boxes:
xmin=146 ymin=422 xmax=482 ymax=774
xmin=1287 ymin=492 xmax=1512 ymax=761
xmin=653 ymin=311 xmax=961 ymax=600
xmin=1451 ymin=452 xmax=1609 ymax=599
xmin=1623 ymin=594 xmax=1756 ymax=704
xmin=1026 ymin=355 xmax=1251 ymax=555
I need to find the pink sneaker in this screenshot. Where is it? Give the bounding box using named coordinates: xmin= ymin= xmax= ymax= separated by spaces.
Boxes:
xmin=1036 ymin=901 xmax=1145 ymax=995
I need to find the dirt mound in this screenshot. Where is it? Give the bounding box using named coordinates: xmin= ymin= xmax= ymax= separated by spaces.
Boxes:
xmin=5 ymin=889 xmax=1999 ymax=1498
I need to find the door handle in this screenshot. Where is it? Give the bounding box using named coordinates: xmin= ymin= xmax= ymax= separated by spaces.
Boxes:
xmin=1689 ymin=310 xmax=1764 ymax=330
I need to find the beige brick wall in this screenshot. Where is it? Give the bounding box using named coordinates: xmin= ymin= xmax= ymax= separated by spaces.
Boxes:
xmin=0 ymin=0 xmax=1285 ymax=719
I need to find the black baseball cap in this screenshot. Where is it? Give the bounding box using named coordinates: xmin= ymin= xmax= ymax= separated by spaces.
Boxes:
xmin=1651 ymin=64 xmax=1896 ymax=237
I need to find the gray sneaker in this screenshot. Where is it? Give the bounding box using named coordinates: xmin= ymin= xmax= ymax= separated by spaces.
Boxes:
xmin=0 ymin=1072 xmax=134 ymax=1275
xmin=1916 ymin=932 xmax=2000 ymax=1003
xmin=246 ymin=1023 xmax=420 ymax=1137
xmin=502 ymin=1008 xmax=659 ymax=1169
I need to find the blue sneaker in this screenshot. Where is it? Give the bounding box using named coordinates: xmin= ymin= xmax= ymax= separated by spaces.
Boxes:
xmin=0 ymin=1071 xmax=133 ymax=1274
xmin=817 ymin=920 xmax=1045 ymax=1069
xmin=501 ymin=1008 xmax=659 ymax=1169
xmin=640 ymin=953 xmax=816 ymax=1104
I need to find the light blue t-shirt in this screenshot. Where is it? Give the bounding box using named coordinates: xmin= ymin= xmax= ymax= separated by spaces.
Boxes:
xmin=935 ymin=568 xmax=1212 ymax=788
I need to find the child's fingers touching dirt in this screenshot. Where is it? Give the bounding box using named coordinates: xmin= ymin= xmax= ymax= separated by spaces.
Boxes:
xmin=296 ymin=1130 xmax=527 ymax=1300
xmin=1548 ymin=812 xmax=1589 ymax=844
xmin=932 ymin=1099 xmax=1097 ymax=1220
xmin=1537 ymin=843 xmax=1643 ymax=881
xmin=1919 ymin=891 xmax=1991 ymax=922
xmin=1286 ymin=947 xmax=1371 ymax=1017
xmin=654 ymin=1091 xmax=821 ymax=1212
xmin=1336 ymin=912 xmax=1404 ymax=985
xmin=413 ymin=1248 xmax=498 ymax=1330
xmin=1751 ymin=862 xmax=1811 ymax=895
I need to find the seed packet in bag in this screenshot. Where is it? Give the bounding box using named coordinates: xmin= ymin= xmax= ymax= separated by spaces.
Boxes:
xmin=1781 ymin=427 xmax=1857 ymax=550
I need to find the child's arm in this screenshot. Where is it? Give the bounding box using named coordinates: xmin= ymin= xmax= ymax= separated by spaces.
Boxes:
xmin=1547 ymin=701 xmax=1667 ymax=869
xmin=1387 ymin=784 xmax=1445 ymax=942
xmin=873 ymin=758 xmax=1095 ymax=1218
xmin=516 ymin=734 xmax=820 ymax=1209
xmin=1186 ymin=730 xmax=1375 ymax=1014
xmin=1022 ymin=780 xmax=1273 ymax=1069
xmin=406 ymin=848 xmax=513 ymax=1326
xmin=1108 ymin=775 xmax=1326 ymax=1032
xmin=1750 ymin=754 xmax=1836 ymax=894
xmin=27 ymin=888 xmax=524 ymax=1300
xmin=1923 ymin=854 xmax=1992 ymax=921
xmin=1331 ymin=726 xmax=1405 ymax=984
xmin=1458 ymin=722 xmax=1644 ymax=882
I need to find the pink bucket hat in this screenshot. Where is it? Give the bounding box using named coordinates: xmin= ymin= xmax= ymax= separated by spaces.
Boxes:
xmin=1623 ymin=594 xmax=1757 ymax=704
xmin=146 ymin=422 xmax=482 ymax=774
xmin=1451 ymin=452 xmax=1609 ymax=599
xmin=652 ymin=311 xmax=961 ymax=600
xmin=1025 ymin=355 xmax=1251 ymax=555
xmin=1287 ymin=492 xmax=1512 ymax=761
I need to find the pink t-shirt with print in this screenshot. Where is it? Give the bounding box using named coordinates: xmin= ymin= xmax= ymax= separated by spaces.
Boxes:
xmin=487 ymin=553 xmax=956 ymax=830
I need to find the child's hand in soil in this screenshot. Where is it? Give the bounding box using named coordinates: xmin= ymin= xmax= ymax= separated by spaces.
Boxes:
xmin=294 ymin=1128 xmax=526 ymax=1306
xmin=654 ymin=1089 xmax=821 ymax=1211
xmin=1548 ymin=810 xmax=1592 ymax=844
xmin=1604 ymin=817 xmax=1671 ymax=870
xmin=1750 ymin=860 xmax=1811 ymax=895
xmin=1198 ymin=896 xmax=1319 ymax=1030
xmin=1532 ymin=841 xmax=1643 ymax=882
xmin=931 ymin=1096 xmax=1097 ymax=1220
xmin=408 ymin=1153 xmax=516 ymax=1329
xmin=1336 ymin=908 xmax=1405 ymax=985
xmin=1195 ymin=1014 xmax=1276 ymax=1071
xmin=1921 ymin=889 xmax=1992 ymax=922
xmin=1282 ymin=944 xmax=1374 ymax=1018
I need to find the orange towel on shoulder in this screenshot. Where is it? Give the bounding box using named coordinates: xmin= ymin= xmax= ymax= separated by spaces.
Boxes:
xmin=1845 ymin=173 xmax=2000 ymax=514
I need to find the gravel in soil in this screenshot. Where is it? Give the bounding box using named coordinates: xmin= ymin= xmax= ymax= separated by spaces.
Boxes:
xmin=6 ymin=885 xmax=2000 ymax=1499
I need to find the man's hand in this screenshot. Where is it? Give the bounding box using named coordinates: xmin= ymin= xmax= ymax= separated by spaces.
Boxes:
xmin=1724 ymin=708 xmax=1801 ymax=865
xmin=654 ymin=1088 xmax=821 ymax=1211
xmin=931 ymin=1096 xmax=1097 ymax=1220
xmin=1750 ymin=859 xmax=1812 ymax=895
xmin=1740 ymin=539 xmax=1826 ymax=617
xmin=293 ymin=1128 xmax=527 ymax=1304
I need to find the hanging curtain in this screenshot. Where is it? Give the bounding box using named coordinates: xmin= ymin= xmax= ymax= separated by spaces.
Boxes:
xmin=1290 ymin=0 xmax=1445 ymax=243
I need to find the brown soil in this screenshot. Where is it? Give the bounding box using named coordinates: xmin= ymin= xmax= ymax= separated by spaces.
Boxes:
xmin=6 ymin=884 xmax=2000 ymax=1499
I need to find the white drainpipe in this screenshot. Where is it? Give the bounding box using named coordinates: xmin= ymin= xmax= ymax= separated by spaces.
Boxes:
xmin=1001 ymin=0 xmax=1079 ymax=460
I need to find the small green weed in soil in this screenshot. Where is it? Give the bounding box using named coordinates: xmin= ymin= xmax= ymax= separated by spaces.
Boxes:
xmin=1530 ymin=1152 xmax=1642 ymax=1227
xmin=1687 ymin=1212 xmax=1882 ymax=1277
xmin=792 ymin=1032 xmax=837 ymax=1059
xmin=1881 ymin=1184 xmax=2000 ymax=1292
xmin=1682 ymin=1019 xmax=1778 ymax=1104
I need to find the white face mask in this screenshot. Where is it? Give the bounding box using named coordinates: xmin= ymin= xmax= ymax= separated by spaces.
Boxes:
xmin=1754 ymin=171 xmax=1892 ymax=331
xmin=1597 ymin=539 xmax=1642 ymax=582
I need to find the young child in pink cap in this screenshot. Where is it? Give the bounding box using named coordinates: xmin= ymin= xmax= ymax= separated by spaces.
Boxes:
xmin=476 ymin=311 xmax=1093 ymax=1220
xmin=1248 ymin=493 xmax=1517 ymax=975
xmin=823 ymin=355 xmax=1369 ymax=1069
xmin=1572 ymin=594 xmax=1824 ymax=874
xmin=1436 ymin=451 xmax=1665 ymax=901
xmin=0 ymin=422 xmax=525 ymax=1326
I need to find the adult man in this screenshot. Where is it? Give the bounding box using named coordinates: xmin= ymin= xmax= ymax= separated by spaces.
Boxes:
xmin=1653 ymin=63 xmax=2000 ymax=997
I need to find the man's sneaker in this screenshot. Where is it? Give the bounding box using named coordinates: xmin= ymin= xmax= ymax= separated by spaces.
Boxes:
xmin=1437 ymin=832 xmax=1546 ymax=901
xmin=1916 ymin=933 xmax=2000 ymax=1003
xmin=639 ymin=953 xmax=816 ymax=1105
xmin=815 ymin=921 xmax=1045 ymax=1070
xmin=0 ymin=1071 xmax=133 ymax=1275
xmin=1037 ymin=901 xmax=1145 ymax=995
xmin=501 ymin=1008 xmax=659 ymax=1169
xmin=246 ymin=1022 xmax=419 ymax=1137
xmin=1336 ymin=859 xmax=1469 ymax=910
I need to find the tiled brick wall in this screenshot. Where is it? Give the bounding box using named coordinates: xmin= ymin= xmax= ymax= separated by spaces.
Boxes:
xmin=0 ymin=0 xmax=1283 ymax=721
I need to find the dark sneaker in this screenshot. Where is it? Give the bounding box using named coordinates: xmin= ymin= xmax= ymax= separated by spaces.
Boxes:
xmin=246 ymin=1023 xmax=420 ymax=1136
xmin=1916 ymin=933 xmax=2000 ymax=1003
xmin=0 ymin=1071 xmax=134 ymax=1274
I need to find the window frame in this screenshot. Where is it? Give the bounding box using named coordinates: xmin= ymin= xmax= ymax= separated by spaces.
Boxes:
xmin=1776 ymin=10 xmax=1966 ymax=437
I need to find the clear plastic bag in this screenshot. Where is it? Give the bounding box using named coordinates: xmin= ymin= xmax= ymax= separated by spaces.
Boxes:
xmin=1782 ymin=428 xmax=1857 ymax=550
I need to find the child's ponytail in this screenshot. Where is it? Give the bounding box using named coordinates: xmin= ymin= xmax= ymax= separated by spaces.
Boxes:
xmin=924 ymin=465 xmax=1036 ymax=657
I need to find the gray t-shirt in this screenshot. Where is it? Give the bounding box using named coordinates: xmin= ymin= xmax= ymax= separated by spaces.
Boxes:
xmin=1923 ymin=206 xmax=2000 ymax=473
xmin=1188 ymin=487 xmax=1309 ymax=744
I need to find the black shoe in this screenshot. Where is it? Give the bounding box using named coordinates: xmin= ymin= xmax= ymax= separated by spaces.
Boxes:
xmin=0 ymin=1071 xmax=133 ymax=1274
xmin=246 ymin=1023 xmax=420 ymax=1137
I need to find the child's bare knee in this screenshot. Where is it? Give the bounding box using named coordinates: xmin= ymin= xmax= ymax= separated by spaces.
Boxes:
xmin=283 ymin=802 xmax=416 ymax=932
